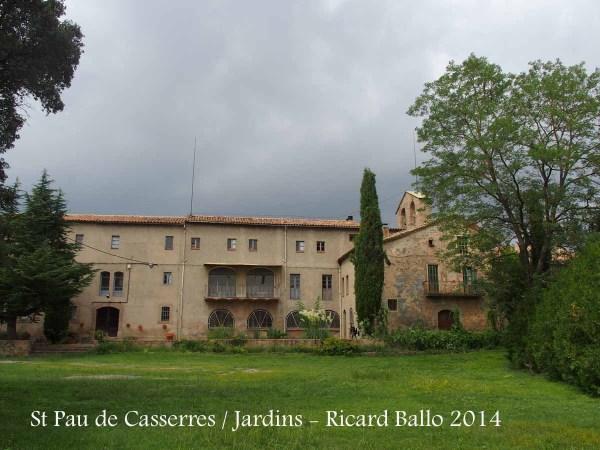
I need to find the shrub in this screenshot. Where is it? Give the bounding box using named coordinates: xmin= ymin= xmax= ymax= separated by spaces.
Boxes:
xmin=211 ymin=341 xmax=226 ymax=353
xmin=172 ymin=339 xmax=207 ymax=352
xmin=526 ymin=237 xmax=600 ymax=396
xmin=266 ymin=328 xmax=287 ymax=339
xmin=385 ymin=329 xmax=504 ymax=352
xmin=94 ymin=330 xmax=107 ymax=342
xmin=94 ymin=337 xmax=141 ymax=354
xmin=208 ymin=327 xmax=234 ymax=339
xmin=315 ymin=337 xmax=359 ymax=356
xmin=230 ymin=333 xmax=248 ymax=347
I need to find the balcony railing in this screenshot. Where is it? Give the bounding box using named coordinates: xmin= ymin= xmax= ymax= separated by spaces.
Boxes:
xmin=205 ymin=284 xmax=280 ymax=300
xmin=423 ymin=280 xmax=481 ymax=297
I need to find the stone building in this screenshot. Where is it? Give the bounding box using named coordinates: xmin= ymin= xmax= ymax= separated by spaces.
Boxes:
xmin=5 ymin=191 xmax=488 ymax=341
xmin=339 ymin=191 xmax=487 ymax=334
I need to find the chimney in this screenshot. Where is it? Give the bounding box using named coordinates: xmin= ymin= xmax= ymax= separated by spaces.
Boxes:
xmin=346 ymin=215 xmax=353 ymax=221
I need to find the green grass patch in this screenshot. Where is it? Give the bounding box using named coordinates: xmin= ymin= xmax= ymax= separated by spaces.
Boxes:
xmin=0 ymin=351 xmax=598 ymax=449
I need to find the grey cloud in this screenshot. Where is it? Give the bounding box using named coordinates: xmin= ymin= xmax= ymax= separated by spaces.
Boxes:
xmin=8 ymin=0 xmax=600 ymax=225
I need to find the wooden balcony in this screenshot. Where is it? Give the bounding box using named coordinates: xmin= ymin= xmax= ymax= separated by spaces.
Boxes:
xmin=423 ymin=281 xmax=481 ymax=298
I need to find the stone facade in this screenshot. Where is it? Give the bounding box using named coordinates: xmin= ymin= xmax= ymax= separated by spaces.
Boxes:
xmin=340 ymin=192 xmax=488 ymax=334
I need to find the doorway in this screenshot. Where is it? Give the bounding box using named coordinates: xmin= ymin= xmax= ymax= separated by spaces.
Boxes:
xmin=437 ymin=309 xmax=455 ymax=330
xmin=96 ymin=307 xmax=120 ymax=337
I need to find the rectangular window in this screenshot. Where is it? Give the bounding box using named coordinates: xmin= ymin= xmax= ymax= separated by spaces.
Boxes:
xmin=290 ymin=274 xmax=301 ymax=300
xmin=427 ymin=264 xmax=439 ymax=293
xmin=388 ymin=299 xmax=398 ymax=311
xmin=349 ymin=234 xmax=357 ymax=242
xmin=345 ymin=275 xmax=349 ymax=296
xmin=341 ymin=276 xmax=345 ymax=296
xmin=163 ymin=272 xmax=172 ymax=285
xmin=191 ymin=237 xmax=201 ymax=250
xmin=457 ymin=235 xmax=469 ymax=254
xmin=100 ymin=272 xmax=110 ymax=296
xmin=463 ymin=266 xmax=476 ymax=294
xmin=75 ymin=234 xmax=84 ymax=245
xmin=227 ymin=238 xmax=237 ymax=251
xmin=113 ymin=272 xmax=124 ymax=296
xmin=249 ymin=239 xmax=258 ymax=251
xmin=322 ymin=274 xmax=333 ymax=300
xmin=161 ymin=306 xmax=170 ymax=322
xmin=317 ymin=241 xmax=326 ymax=252
xmin=165 ymin=235 xmax=174 ymax=250
xmin=70 ymin=305 xmax=78 ymax=321
xmin=111 ymin=235 xmax=120 ymax=249
xmin=296 ymin=240 xmax=305 ymax=252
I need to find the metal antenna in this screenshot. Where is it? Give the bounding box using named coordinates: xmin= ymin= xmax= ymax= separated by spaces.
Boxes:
xmin=413 ymin=129 xmax=418 ymax=185
xmin=190 ymin=137 xmax=196 ymax=216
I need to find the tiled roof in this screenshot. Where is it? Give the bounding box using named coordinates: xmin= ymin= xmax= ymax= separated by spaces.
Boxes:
xmin=188 ymin=215 xmax=359 ymax=228
xmin=65 ymin=215 xmax=186 ymax=224
xmin=65 ymin=214 xmax=360 ymax=229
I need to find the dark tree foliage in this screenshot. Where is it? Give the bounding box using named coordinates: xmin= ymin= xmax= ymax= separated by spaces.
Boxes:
xmin=0 ymin=0 xmax=83 ymax=182
xmin=526 ymin=236 xmax=600 ymax=396
xmin=0 ymin=171 xmax=93 ymax=341
xmin=352 ymin=168 xmax=386 ymax=335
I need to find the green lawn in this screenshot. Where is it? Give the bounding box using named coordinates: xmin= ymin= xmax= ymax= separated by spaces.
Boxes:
xmin=0 ymin=350 xmax=598 ymax=449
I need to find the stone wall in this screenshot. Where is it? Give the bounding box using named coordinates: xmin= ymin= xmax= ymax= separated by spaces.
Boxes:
xmin=0 ymin=340 xmax=31 ymax=356
xmin=383 ymin=224 xmax=488 ymax=331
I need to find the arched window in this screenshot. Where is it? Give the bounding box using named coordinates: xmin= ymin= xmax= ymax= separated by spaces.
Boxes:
xmin=323 ymin=310 xmax=341 ymax=329
xmin=99 ymin=271 xmax=110 ymax=296
xmin=349 ymin=308 xmax=355 ymax=326
xmin=438 ymin=309 xmax=455 ymax=330
xmin=246 ymin=268 xmax=274 ymax=298
xmin=400 ymin=208 xmax=407 ymax=229
xmin=208 ymin=309 xmax=234 ymax=329
xmin=208 ymin=267 xmax=237 ymax=297
xmin=247 ymin=309 xmax=273 ymax=329
xmin=285 ymin=310 xmax=303 ymax=329
xmin=409 ymin=201 xmax=416 ymax=226
xmin=113 ymin=271 xmax=124 ymax=296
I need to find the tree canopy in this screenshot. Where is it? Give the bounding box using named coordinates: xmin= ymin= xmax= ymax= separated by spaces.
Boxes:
xmin=0 ymin=0 xmax=83 ymax=182
xmin=0 ymin=171 xmax=93 ymax=341
xmin=408 ymin=55 xmax=600 ymax=284
xmin=352 ymin=168 xmax=386 ymax=335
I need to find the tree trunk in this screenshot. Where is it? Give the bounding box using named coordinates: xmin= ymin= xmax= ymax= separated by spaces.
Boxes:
xmin=6 ymin=316 xmax=17 ymax=340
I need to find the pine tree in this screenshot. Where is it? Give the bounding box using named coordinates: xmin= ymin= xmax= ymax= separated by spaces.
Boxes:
xmin=0 ymin=181 xmax=22 ymax=339
xmin=0 ymin=171 xmax=94 ymax=341
xmin=352 ymin=168 xmax=386 ymax=335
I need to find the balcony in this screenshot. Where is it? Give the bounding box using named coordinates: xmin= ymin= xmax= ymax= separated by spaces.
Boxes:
xmin=205 ymin=284 xmax=280 ymax=301
xmin=423 ymin=281 xmax=481 ymax=298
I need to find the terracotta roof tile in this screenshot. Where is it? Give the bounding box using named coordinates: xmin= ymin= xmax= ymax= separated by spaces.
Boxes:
xmin=65 ymin=214 xmax=360 ymax=229
xmin=65 ymin=215 xmax=186 ymax=224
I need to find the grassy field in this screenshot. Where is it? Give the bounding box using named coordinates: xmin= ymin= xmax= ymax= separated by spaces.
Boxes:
xmin=0 ymin=350 xmax=598 ymax=449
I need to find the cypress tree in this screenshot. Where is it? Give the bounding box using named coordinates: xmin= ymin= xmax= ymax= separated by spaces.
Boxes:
xmin=352 ymin=168 xmax=385 ymax=335
xmin=0 ymin=171 xmax=94 ymax=342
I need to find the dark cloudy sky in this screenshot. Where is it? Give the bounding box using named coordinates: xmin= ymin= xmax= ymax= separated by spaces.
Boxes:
xmin=9 ymin=0 xmax=600 ymax=225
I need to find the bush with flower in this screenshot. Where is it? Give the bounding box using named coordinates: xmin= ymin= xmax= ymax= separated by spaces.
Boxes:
xmin=297 ymin=297 xmax=332 ymax=339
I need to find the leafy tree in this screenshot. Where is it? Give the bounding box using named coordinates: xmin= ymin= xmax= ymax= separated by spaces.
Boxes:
xmin=0 ymin=171 xmax=93 ymax=341
xmin=0 ymin=0 xmax=84 ymax=182
xmin=352 ymin=168 xmax=386 ymax=335
xmin=407 ymin=55 xmax=600 ymax=286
